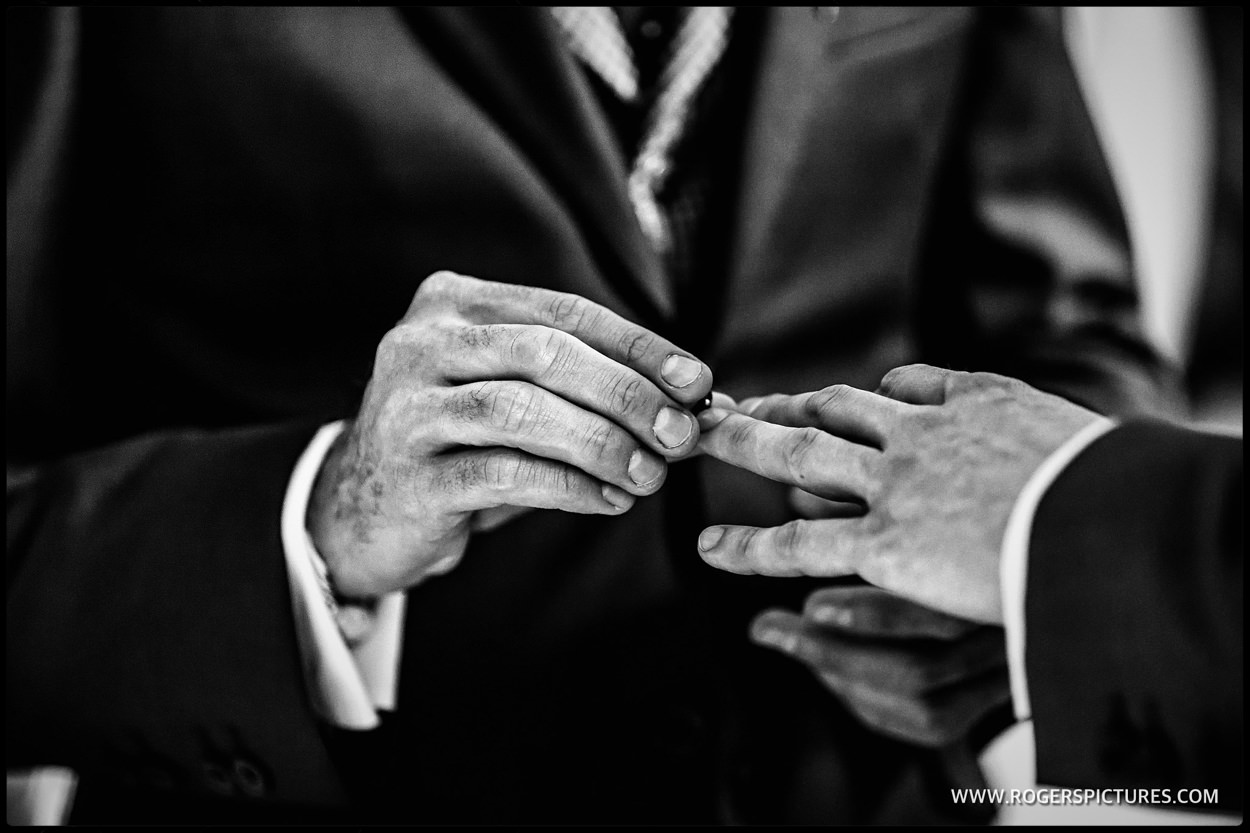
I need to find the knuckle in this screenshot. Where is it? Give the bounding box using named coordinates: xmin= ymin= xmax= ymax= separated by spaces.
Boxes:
xmin=877 ymin=368 xmax=904 ymax=396
xmin=548 ymin=464 xmax=577 ymax=495
xmin=528 ymin=328 xmax=575 ymax=378
xmin=811 ymin=385 xmax=855 ymax=423
xmin=605 ymin=373 xmax=648 ymax=419
xmin=986 ymin=372 xmax=1028 ymax=396
xmin=879 ymin=364 xmax=923 ymax=393
xmin=580 ymin=420 xmax=618 ymax=460
xmin=545 ymin=292 xmax=591 ymax=331
xmin=373 ymin=329 xmax=404 ymax=371
xmin=500 ymin=325 xmax=535 ymax=357
xmin=737 ymin=526 xmax=762 ymax=558
xmin=418 ymin=270 xmax=462 ymax=300
xmin=724 ymin=417 xmax=758 ymax=452
xmin=374 ymin=325 xmax=421 ymax=370
xmin=617 ymin=328 xmax=657 ymax=365
xmin=518 ymin=457 xmax=564 ymax=493
xmin=817 ymin=383 xmax=854 ymax=409
xmin=962 ymin=371 xmax=993 ymax=389
xmin=782 ymin=427 xmax=824 ymax=484
xmin=775 ymin=520 xmax=808 ymax=560
xmin=506 ymin=327 xmax=543 ymax=368
xmin=800 ymin=392 xmax=824 ymax=421
xmin=481 ymin=452 xmax=521 ymax=491
xmin=486 ymin=383 xmax=537 ymax=434
xmin=949 ymin=369 xmax=994 ymax=396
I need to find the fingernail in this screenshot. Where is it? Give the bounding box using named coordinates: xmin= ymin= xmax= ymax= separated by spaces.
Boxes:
xmin=697 ymin=407 xmax=732 ymax=431
xmin=813 ymin=606 xmax=853 ymax=627
xmin=628 ymin=449 xmax=665 ymax=487
xmin=698 ymin=526 xmax=725 ymax=551
xmin=753 ymin=629 xmax=794 ymax=653
xmin=661 ymin=354 xmax=704 ymax=389
xmin=601 ymin=483 xmax=634 ymax=511
xmin=653 ymin=407 xmax=695 ymax=449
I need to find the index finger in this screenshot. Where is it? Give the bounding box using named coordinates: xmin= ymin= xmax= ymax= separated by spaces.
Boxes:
xmin=451 ymin=275 xmax=714 ymax=406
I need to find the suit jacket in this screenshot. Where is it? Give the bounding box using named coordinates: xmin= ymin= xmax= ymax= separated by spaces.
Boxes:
xmin=7 ymin=7 xmax=1175 ymax=824
xmin=1027 ymin=422 xmax=1243 ymax=812
xmin=1188 ymin=6 xmax=1242 ymax=413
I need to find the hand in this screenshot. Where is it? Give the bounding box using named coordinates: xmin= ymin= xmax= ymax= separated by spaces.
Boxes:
xmin=695 ymin=364 xmax=1102 ymax=624
xmin=751 ymin=585 xmax=1011 ymax=747
xmin=309 ymin=271 xmax=713 ymax=598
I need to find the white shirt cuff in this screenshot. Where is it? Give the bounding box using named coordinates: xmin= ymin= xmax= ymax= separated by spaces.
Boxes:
xmin=1000 ymin=417 xmax=1118 ymax=721
xmin=281 ymin=421 xmax=406 ymax=729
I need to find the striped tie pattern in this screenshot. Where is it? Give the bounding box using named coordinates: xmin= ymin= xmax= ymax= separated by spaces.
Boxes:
xmin=551 ymin=7 xmax=735 ymax=254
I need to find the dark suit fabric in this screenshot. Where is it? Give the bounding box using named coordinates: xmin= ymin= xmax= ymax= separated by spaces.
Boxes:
xmin=1188 ymin=6 xmax=1243 ymax=412
xmin=8 ymin=7 xmax=1175 ymax=824
xmin=1028 ymin=421 xmax=1243 ymax=812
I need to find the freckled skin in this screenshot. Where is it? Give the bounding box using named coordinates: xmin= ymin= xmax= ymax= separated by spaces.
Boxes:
xmin=306 ymin=271 xmax=713 ymax=598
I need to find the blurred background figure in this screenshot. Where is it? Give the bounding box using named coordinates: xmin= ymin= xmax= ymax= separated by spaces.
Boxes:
xmin=1064 ymin=6 xmax=1242 ymax=432
xmin=983 ymin=6 xmax=1243 ymax=826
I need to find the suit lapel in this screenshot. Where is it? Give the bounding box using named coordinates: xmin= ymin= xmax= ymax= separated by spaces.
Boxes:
xmin=728 ymin=9 xmax=834 ymax=294
xmin=395 ymin=7 xmax=671 ymax=322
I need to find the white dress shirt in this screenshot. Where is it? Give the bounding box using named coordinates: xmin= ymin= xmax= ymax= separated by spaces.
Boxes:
xmin=285 ymin=417 xmax=1117 ymax=735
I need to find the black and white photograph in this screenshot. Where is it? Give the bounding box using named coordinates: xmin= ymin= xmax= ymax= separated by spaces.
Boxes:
xmin=7 ymin=6 xmax=1242 ymax=826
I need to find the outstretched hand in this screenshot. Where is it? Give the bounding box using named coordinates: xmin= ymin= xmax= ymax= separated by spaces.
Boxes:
xmin=695 ymin=364 xmax=1102 ymax=624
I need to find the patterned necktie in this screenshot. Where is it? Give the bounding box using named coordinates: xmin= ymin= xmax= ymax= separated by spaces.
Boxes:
xmin=551 ymin=7 xmax=735 ymax=254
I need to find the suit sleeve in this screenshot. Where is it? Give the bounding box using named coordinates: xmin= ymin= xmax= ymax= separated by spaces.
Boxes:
xmin=6 ymin=9 xmax=346 ymax=813
xmin=918 ymin=7 xmax=1183 ymax=418
xmin=1026 ymin=421 xmax=1243 ymax=812
xmin=6 ymin=427 xmax=349 ymax=811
